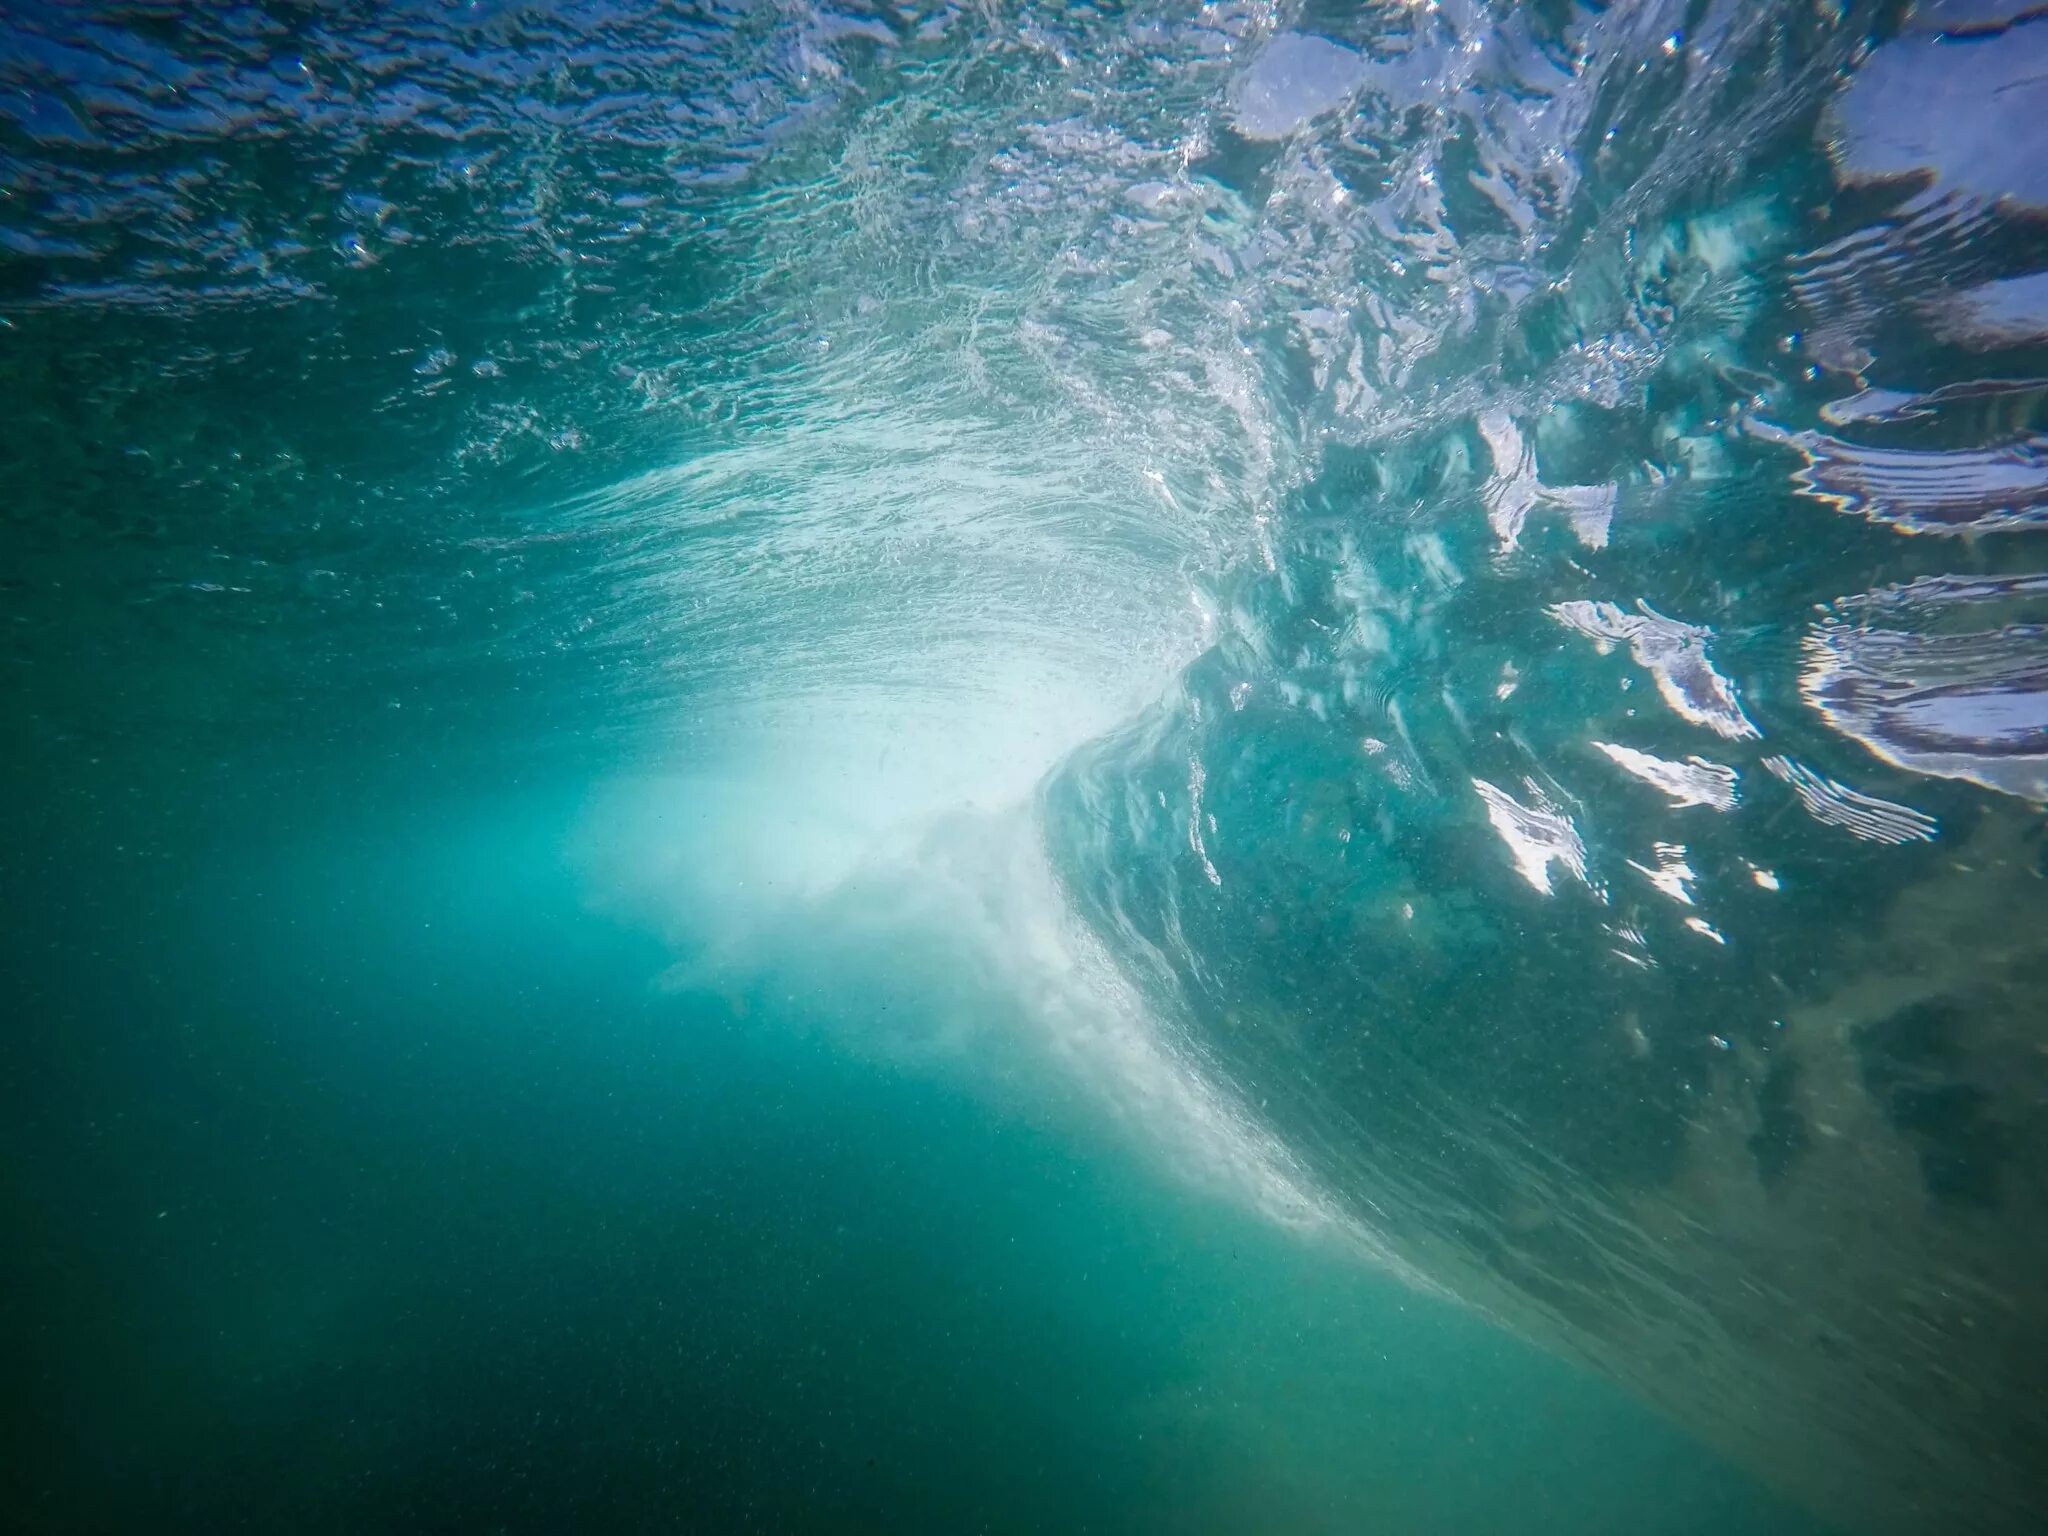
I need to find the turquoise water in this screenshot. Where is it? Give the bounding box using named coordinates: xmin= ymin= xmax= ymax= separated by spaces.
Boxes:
xmin=4 ymin=2 xmax=2045 ymax=1532
xmin=5 ymin=760 xmax=1813 ymax=1534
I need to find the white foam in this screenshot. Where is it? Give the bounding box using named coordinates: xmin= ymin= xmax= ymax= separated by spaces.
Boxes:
xmin=1231 ymin=33 xmax=1366 ymax=141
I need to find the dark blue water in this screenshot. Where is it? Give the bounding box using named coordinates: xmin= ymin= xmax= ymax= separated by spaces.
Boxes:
xmin=4 ymin=3 xmax=2045 ymax=1532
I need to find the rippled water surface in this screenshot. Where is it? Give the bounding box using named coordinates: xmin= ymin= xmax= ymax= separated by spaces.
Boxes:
xmin=5 ymin=2 xmax=2047 ymax=1533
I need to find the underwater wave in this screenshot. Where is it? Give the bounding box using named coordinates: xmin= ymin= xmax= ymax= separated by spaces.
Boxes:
xmin=6 ymin=2 xmax=2048 ymax=1533
xmin=1032 ymin=4 xmax=2048 ymax=1533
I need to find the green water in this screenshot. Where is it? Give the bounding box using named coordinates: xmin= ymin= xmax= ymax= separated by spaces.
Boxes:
xmin=6 ymin=1 xmax=2047 ymax=1532
xmin=4 ymin=753 xmax=1810 ymax=1533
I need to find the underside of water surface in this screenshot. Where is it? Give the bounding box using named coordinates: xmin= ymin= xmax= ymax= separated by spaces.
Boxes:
xmin=5 ymin=2 xmax=2047 ymax=1533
